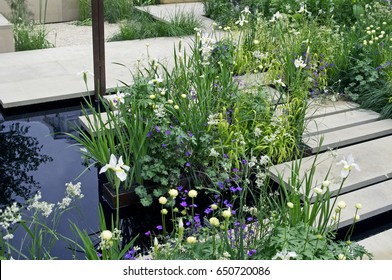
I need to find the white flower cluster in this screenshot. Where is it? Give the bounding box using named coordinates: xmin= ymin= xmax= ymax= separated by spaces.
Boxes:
xmin=27 ymin=191 xmax=55 ymax=218
xmin=0 ymin=203 xmax=22 ymax=236
xmin=235 ymin=7 xmax=251 ymax=27
xmin=153 ymin=104 xmax=166 ymax=119
xmin=207 ymin=113 xmax=220 ymax=125
xmin=209 ymin=148 xmax=220 ymax=157
xmin=58 ymin=182 xmax=84 ymax=209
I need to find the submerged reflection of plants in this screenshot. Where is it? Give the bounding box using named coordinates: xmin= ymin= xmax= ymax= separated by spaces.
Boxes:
xmin=0 ymin=122 xmax=52 ymax=207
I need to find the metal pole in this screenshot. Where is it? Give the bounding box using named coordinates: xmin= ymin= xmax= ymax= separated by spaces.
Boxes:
xmin=91 ymin=0 xmax=106 ymax=100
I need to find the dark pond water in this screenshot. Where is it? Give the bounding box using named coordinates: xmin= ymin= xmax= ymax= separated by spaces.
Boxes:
xmin=0 ymin=101 xmax=162 ymax=259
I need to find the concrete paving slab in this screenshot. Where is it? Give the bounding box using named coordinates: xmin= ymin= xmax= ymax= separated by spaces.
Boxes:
xmin=0 ymin=36 xmax=192 ymax=108
xmin=358 ymin=228 xmax=392 ymax=259
xmin=305 ymin=100 xmax=359 ymax=119
xmin=328 ymin=180 xmax=392 ymax=229
xmin=304 ymin=109 xmax=380 ymax=137
xmin=303 ymin=119 xmax=392 ymax=153
xmin=135 ymin=2 xmax=215 ymax=31
xmin=79 ymin=112 xmax=111 ymax=133
xmin=269 ymin=135 xmax=392 ymax=200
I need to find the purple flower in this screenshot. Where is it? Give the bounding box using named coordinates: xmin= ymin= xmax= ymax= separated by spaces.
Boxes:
xmin=156 ymin=225 xmax=163 ymax=230
xmin=165 ymin=130 xmax=171 ymax=135
xmin=145 ymin=231 xmax=151 ymax=236
xmin=188 ymin=131 xmax=193 ymax=137
xmin=180 ymin=201 xmax=187 ymax=207
xmin=247 ymin=217 xmax=253 ymax=222
xmin=185 ymin=162 xmax=191 ymax=167
xmin=147 ymin=131 xmax=152 ymax=138
xmin=247 ymin=249 xmax=257 ymax=257
xmin=155 ymin=126 xmax=161 ymax=133
xmin=218 ymin=182 xmax=225 ymax=189
xmin=223 ymin=200 xmax=233 ymax=208
xmin=223 ymin=153 xmax=229 ymax=158
xmin=178 ymin=185 xmax=184 ymax=191
xmin=241 ymin=159 xmax=247 ymax=164
xmin=232 ymin=168 xmax=239 ymax=173
xmin=97 ymin=252 xmax=102 ymax=258
xmin=161 ymin=143 xmax=167 ymax=148
xmin=204 ymin=207 xmax=212 ymax=214
xmin=124 ymin=248 xmax=137 ymax=260
xmin=185 ymin=151 xmax=192 ymax=157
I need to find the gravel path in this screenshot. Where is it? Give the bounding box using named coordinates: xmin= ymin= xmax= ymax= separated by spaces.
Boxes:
xmin=45 ymin=21 xmax=121 ymax=47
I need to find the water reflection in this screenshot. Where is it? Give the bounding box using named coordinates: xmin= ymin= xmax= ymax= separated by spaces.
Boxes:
xmin=0 ymin=122 xmax=52 ymax=207
xmin=1 ymin=108 xmax=100 ymax=259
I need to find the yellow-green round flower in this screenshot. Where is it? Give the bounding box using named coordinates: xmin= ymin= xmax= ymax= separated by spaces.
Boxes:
xmin=354 ymin=214 xmax=360 ymax=222
xmin=168 ymin=99 xmax=174 ymax=104
xmin=174 ymin=105 xmax=179 ymax=110
xmin=149 ymin=94 xmax=156 ymax=100
xmin=222 ymin=208 xmax=232 ymax=219
xmin=100 ymin=230 xmax=113 ymax=241
xmin=158 ymin=196 xmax=167 ymax=205
xmin=338 ymin=253 xmax=346 ymax=260
xmin=209 ymin=217 xmax=220 ymax=227
xmin=287 ymin=202 xmax=294 ymax=209
xmin=181 ymin=94 xmax=187 ymax=98
xmin=168 ymin=189 xmax=179 ymax=198
xmin=210 ymin=204 xmax=218 ymax=210
xmin=186 ymin=236 xmax=197 ymax=244
xmin=355 ymin=203 xmax=362 ymax=210
xmin=322 ymin=180 xmax=331 ymax=188
xmin=188 ymin=190 xmax=198 ymax=198
xmin=253 ymin=39 xmax=260 ymax=45
xmin=161 ymin=209 xmax=168 ymax=215
xmin=337 ymin=201 xmax=346 ymax=209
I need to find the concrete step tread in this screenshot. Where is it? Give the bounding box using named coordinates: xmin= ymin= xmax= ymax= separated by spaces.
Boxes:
xmin=329 ymin=180 xmax=392 ymax=229
xmin=303 ymin=119 xmax=392 ymax=153
xmin=305 ymin=100 xmax=359 ymax=119
xmin=269 ymin=135 xmax=392 ymax=199
xmin=358 ymin=228 xmax=392 ymax=259
xmin=304 ymin=108 xmax=380 ymax=136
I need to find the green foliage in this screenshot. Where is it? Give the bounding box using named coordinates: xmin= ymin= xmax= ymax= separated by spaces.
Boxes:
xmin=13 ymin=21 xmax=53 ymax=51
xmin=110 ymin=9 xmax=201 ymax=41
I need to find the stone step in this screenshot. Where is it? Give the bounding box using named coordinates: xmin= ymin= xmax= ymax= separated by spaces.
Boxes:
xmin=304 ymin=109 xmax=380 ymax=137
xmin=358 ymin=228 xmax=392 ymax=259
xmin=269 ymin=135 xmax=392 ymax=201
xmin=79 ymin=111 xmax=111 ymax=133
xmin=328 ymin=180 xmax=392 ymax=229
xmin=305 ymin=100 xmax=359 ymax=119
xmin=303 ymin=119 xmax=392 ymax=153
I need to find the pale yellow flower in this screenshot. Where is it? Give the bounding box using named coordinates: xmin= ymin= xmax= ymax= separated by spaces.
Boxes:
xmin=100 ymin=230 xmax=113 ymax=241
xmin=188 ymin=190 xmax=198 ymax=198
xmin=168 ymin=189 xmax=179 ymax=198
xmin=222 ymin=208 xmax=232 ymax=219
xmin=337 ymin=201 xmax=347 ymax=209
xmin=209 ymin=217 xmax=220 ymax=227
xmin=187 ymin=236 xmax=197 ymax=244
xmin=211 ymin=204 xmax=218 ymax=210
xmin=158 ymin=196 xmax=167 ymax=205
